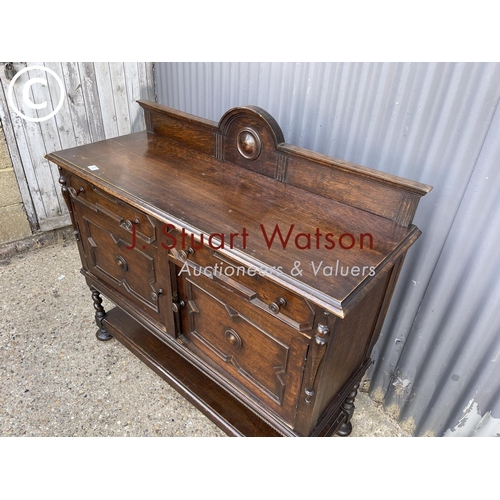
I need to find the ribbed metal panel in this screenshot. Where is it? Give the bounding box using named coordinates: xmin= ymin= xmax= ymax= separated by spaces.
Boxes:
xmin=156 ymin=62 xmax=500 ymax=436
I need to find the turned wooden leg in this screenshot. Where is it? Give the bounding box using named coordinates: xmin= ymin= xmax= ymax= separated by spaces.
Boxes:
xmin=92 ymin=289 xmax=112 ymax=341
xmin=336 ymin=383 xmax=359 ymax=437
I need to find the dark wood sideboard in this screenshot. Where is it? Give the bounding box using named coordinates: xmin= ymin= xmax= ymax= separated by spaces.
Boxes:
xmin=46 ymin=101 xmax=431 ymax=437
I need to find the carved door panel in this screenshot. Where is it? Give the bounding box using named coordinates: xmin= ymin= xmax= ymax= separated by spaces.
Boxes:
xmin=175 ymin=268 xmax=308 ymax=425
xmin=74 ymin=203 xmax=169 ymax=331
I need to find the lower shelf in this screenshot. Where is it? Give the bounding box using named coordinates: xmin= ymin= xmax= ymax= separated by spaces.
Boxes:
xmin=103 ymin=307 xmax=282 ymax=437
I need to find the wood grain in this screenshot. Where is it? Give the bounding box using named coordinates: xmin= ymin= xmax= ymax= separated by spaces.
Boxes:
xmin=47 ymin=101 xmax=431 ymax=437
xmin=47 ymin=130 xmax=422 ymax=316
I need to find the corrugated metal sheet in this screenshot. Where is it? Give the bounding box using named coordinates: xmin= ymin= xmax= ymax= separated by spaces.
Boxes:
xmin=156 ymin=62 xmax=500 ymax=436
xmin=0 ymin=62 xmax=155 ymax=231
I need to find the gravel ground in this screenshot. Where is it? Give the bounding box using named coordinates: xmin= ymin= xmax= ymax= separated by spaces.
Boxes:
xmin=0 ymin=236 xmax=408 ymax=437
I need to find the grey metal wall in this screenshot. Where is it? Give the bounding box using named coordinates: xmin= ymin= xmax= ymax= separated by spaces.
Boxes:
xmin=156 ymin=62 xmax=500 ymax=436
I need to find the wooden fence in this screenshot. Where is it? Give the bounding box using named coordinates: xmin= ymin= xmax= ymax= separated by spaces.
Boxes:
xmin=0 ymin=62 xmax=155 ymax=231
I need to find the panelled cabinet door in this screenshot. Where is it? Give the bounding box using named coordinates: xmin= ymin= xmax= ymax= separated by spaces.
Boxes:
xmin=74 ymin=203 xmax=170 ymax=332
xmin=175 ymin=267 xmax=309 ymax=426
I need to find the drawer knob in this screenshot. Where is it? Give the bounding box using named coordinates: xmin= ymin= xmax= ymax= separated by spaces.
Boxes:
xmin=172 ymin=300 xmax=185 ymax=313
xmin=225 ymin=329 xmax=242 ymax=350
xmin=269 ymin=297 xmax=287 ymax=314
xmin=151 ymin=289 xmax=163 ymax=301
xmin=115 ymin=255 xmax=128 ymax=272
xmin=120 ymin=218 xmax=140 ymax=231
xmin=68 ymin=186 xmax=85 ymax=197
xmin=179 ymin=247 xmax=194 ymax=261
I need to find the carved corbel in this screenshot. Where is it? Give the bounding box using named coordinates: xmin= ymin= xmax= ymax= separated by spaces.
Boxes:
xmin=304 ymin=322 xmax=330 ymax=404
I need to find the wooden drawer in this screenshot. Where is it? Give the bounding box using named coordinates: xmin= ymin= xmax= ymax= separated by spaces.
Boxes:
xmin=176 ymin=270 xmax=309 ymax=425
xmin=169 ymin=238 xmax=316 ymax=332
xmin=66 ymin=173 xmax=156 ymax=244
xmin=74 ymin=204 xmax=168 ymax=331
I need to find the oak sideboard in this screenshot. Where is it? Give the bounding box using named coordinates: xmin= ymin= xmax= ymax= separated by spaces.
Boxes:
xmin=46 ymin=101 xmax=431 ymax=436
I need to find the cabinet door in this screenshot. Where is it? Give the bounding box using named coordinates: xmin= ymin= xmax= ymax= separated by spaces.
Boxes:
xmin=174 ymin=265 xmax=309 ymax=426
xmin=74 ymin=203 xmax=171 ymax=332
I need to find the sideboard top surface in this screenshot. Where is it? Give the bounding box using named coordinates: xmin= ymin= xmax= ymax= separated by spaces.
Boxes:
xmin=47 ymin=101 xmax=430 ymax=316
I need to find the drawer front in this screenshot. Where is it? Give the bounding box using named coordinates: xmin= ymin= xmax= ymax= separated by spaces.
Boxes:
xmin=67 ymin=173 xmax=156 ymax=244
xmin=169 ymin=238 xmax=316 ymax=332
xmin=74 ymin=204 xmax=168 ymax=331
xmin=176 ymin=270 xmax=308 ymax=425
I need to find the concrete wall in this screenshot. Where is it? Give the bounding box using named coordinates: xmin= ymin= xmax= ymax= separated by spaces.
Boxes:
xmin=0 ymin=124 xmax=31 ymax=245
